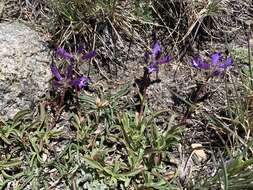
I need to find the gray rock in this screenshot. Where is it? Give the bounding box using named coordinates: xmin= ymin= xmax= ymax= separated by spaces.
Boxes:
xmin=0 ymin=22 xmax=51 ymax=120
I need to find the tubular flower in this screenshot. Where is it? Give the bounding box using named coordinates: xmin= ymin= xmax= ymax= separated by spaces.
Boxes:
xmin=191 ymin=51 xmax=233 ymax=76
xmin=50 ymin=63 xmax=90 ymax=90
xmin=70 ymin=76 xmax=90 ymax=90
xmin=81 ymin=50 xmax=96 ymax=61
xmin=55 ymin=46 xmax=96 ymax=62
xmin=56 ymin=47 xmax=74 ymax=61
xmin=144 ymin=36 xmax=172 ymax=74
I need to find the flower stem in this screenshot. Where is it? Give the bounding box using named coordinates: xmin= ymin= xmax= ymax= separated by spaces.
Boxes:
xmin=137 ymin=70 xmax=150 ymax=126
xmin=48 ymin=88 xmax=66 ymax=130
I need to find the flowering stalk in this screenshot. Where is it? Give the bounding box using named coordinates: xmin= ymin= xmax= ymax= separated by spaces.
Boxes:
xmin=191 ymin=51 xmax=233 ymax=77
xmin=181 ymin=51 xmax=233 ymax=123
xmin=136 ymin=69 xmax=150 ymax=126
xmin=48 ymin=46 xmax=96 ymax=129
xmin=144 ymin=34 xmax=172 ymax=75
xmin=137 ymin=34 xmax=172 ymax=125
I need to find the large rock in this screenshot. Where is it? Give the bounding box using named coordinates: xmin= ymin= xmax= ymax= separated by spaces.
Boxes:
xmin=0 ymin=22 xmax=51 ymax=119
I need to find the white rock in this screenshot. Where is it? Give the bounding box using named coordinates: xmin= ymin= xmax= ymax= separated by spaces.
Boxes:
xmin=0 ymin=22 xmax=51 ymax=119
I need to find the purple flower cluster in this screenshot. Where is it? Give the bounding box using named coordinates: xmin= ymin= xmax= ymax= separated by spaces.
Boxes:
xmin=191 ymin=51 xmax=233 ymax=76
xmin=51 ymin=63 xmax=90 ymax=90
xmin=56 ymin=47 xmax=74 ymax=61
xmin=144 ymin=37 xmax=172 ymax=74
xmin=55 ymin=46 xmax=96 ymax=62
xmin=51 ymin=46 xmax=96 ymax=90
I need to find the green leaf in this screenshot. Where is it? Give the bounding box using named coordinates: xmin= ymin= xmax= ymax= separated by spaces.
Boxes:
xmin=118 ymin=167 xmax=144 ymax=178
xmin=79 ymin=94 xmax=97 ymax=108
xmin=0 ymin=134 xmax=11 ymax=145
xmin=12 ymin=109 xmax=30 ymax=125
xmin=84 ymin=156 xmax=104 ymax=171
xmin=146 ymin=109 xmax=171 ymax=125
xmin=1 ymin=170 xmax=24 ymax=179
xmin=71 ymin=113 xmax=81 ymax=130
xmin=111 ymin=82 xmax=131 ymax=100
xmin=0 ymin=159 xmax=21 ymax=169
xmin=39 ymin=103 xmax=46 ymax=123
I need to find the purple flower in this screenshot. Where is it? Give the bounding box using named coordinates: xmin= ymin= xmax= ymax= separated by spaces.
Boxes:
xmin=191 ymin=57 xmax=210 ymax=69
xmin=56 ymin=47 xmax=74 ymax=61
xmin=191 ymin=51 xmax=233 ymax=76
xmin=147 ymin=63 xmax=158 ymax=73
xmin=51 ymin=63 xmax=64 ymax=81
xmin=55 ymin=46 xmax=96 ymax=62
xmin=70 ymin=76 xmax=90 ymax=90
xmin=212 ymin=70 xmax=222 ymax=76
xmin=144 ymin=34 xmax=172 ymax=74
xmin=219 ymin=57 xmax=233 ymax=68
xmin=151 ymin=41 xmax=161 ymax=59
xmin=81 ymin=50 xmax=96 ymax=61
xmin=211 ymin=51 xmax=221 ymax=65
xmin=159 ymin=55 xmax=173 ymax=65
xmin=50 ymin=63 xmax=89 ymax=90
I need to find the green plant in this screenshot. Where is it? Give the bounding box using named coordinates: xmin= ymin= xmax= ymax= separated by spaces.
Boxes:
xmin=78 ymin=105 xmax=181 ymax=188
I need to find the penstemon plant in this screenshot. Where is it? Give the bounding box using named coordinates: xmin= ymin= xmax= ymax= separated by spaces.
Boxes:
xmin=144 ymin=32 xmax=172 ymax=75
xmin=181 ymin=51 xmax=233 ymax=123
xmin=136 ymin=33 xmax=172 ymax=124
xmin=48 ymin=45 xmax=96 ymax=129
xmin=191 ymin=51 xmax=233 ymax=77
